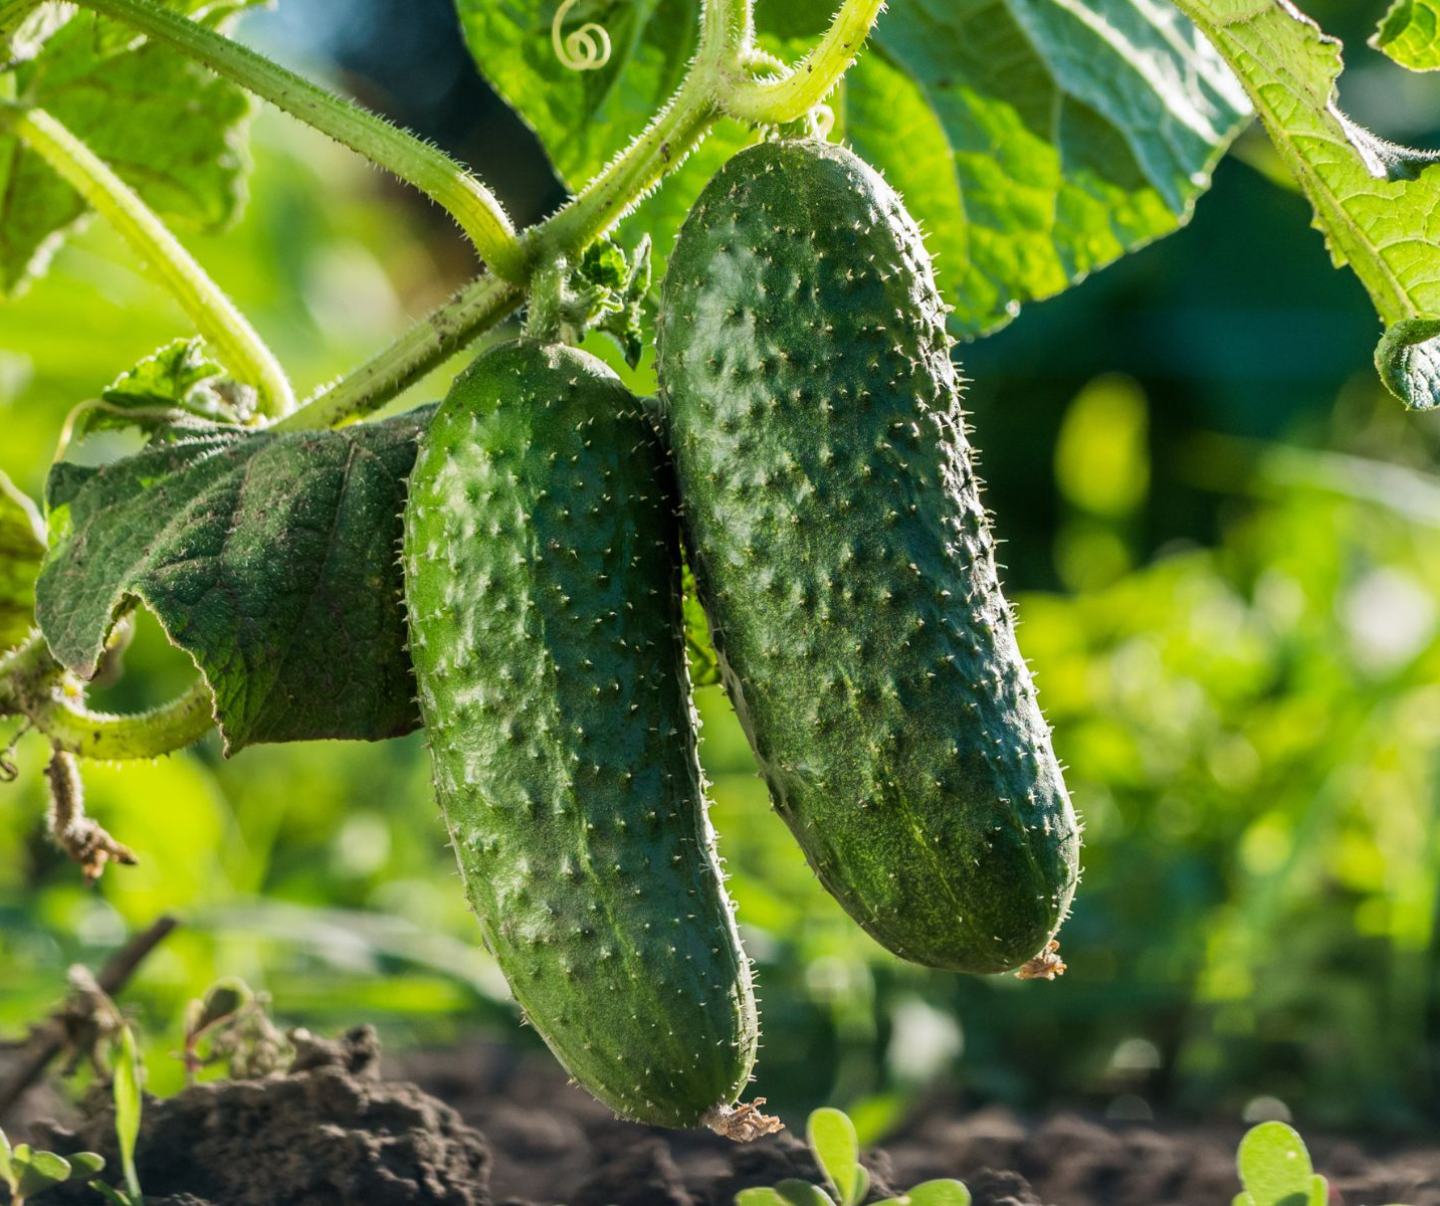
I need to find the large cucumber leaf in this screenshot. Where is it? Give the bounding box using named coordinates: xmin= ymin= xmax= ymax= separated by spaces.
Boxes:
xmin=456 ymin=0 xmax=1250 ymax=337
xmin=1173 ymin=0 xmax=1440 ymax=410
xmin=35 ymin=409 xmax=431 ymax=753
xmin=0 ymin=2 xmax=261 ymax=295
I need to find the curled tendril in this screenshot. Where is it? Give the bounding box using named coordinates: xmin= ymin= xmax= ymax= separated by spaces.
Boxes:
xmin=0 ymin=720 xmax=30 ymax=782
xmin=809 ymin=104 xmax=836 ymax=141
xmin=551 ymin=0 xmax=611 ymax=72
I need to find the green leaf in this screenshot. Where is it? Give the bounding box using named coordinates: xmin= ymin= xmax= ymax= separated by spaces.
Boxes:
xmin=76 ymin=337 xmax=249 ymax=440
xmin=1233 ymin=1122 xmax=1327 ymax=1206
xmin=455 ymin=1 xmax=803 ymax=290
xmin=1172 ymin=0 xmax=1440 ymax=409
xmin=457 ymin=0 xmax=707 ymax=187
xmin=572 ymin=235 xmax=653 ymax=367
xmin=1372 ymin=0 xmax=1440 ymax=71
xmin=0 ymin=4 xmax=255 ymax=296
xmin=191 ymin=976 xmax=252 ymax=1036
xmin=35 ymin=407 xmax=431 ymax=753
xmin=735 ymin=1191 xmax=794 ymax=1206
xmin=850 ymin=0 xmax=1250 ymax=337
xmin=0 ymin=468 xmax=45 ymax=653
xmin=807 ymin=1108 xmax=862 ymax=1206
xmin=68 ymin=1152 xmax=106 ymax=1179
xmin=112 ymin=1024 xmax=143 ymax=1201
xmin=895 ymin=1181 xmax=972 ymax=1206
xmin=14 ymin=1148 xmax=73 ymax=1195
xmin=458 ymin=1 xmax=1247 ymax=337
xmin=776 ymin=1180 xmax=837 ymax=1206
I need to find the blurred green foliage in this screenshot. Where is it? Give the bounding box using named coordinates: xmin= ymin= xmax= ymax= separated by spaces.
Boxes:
xmin=5 ymin=0 xmax=1440 ymax=1138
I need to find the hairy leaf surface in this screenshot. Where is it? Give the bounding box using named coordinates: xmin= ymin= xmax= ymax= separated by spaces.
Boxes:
xmin=457 ymin=0 xmax=1249 ymax=336
xmin=36 ymin=409 xmax=431 ymax=752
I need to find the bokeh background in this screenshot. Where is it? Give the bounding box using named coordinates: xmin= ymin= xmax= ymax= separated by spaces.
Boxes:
xmin=4 ymin=0 xmax=1440 ymax=1139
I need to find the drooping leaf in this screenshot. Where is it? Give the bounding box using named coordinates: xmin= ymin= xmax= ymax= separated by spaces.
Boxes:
xmin=1172 ymin=0 xmax=1440 ymax=409
xmin=807 ymin=1108 xmax=862 ymax=1206
xmin=0 ymin=3 xmax=256 ymax=295
xmin=112 ymin=1024 xmax=143 ymax=1201
xmin=1232 ymin=1122 xmax=1327 ymax=1206
xmin=1372 ymin=0 xmax=1440 ymax=71
xmin=456 ymin=0 xmax=1248 ymax=337
xmin=36 ymin=408 xmax=432 ymax=753
xmin=0 ymin=468 xmax=45 ymax=652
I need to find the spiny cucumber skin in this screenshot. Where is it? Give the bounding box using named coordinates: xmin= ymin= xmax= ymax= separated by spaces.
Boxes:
xmin=657 ymin=140 xmax=1080 ymax=975
xmin=403 ymin=340 xmax=757 ymax=1126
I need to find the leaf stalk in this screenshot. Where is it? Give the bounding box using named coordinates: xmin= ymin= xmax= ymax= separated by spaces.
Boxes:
xmin=7 ymin=106 xmax=295 ymax=416
xmin=68 ymin=0 xmax=525 ymax=281
xmin=1 ymin=634 xmax=214 ymax=759
xmin=721 ymin=0 xmax=885 ymax=125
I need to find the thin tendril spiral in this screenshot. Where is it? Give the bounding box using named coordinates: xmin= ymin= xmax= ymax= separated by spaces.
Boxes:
xmin=551 ymin=0 xmax=612 ymax=72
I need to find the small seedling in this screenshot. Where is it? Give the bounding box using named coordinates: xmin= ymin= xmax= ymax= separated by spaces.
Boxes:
xmin=0 ymin=1127 xmax=105 ymax=1205
xmin=735 ymin=1107 xmax=969 ymax=1206
xmin=1232 ymin=1120 xmax=1408 ymax=1206
xmin=180 ymin=977 xmax=287 ymax=1084
xmin=110 ymin=1022 xmax=144 ymax=1204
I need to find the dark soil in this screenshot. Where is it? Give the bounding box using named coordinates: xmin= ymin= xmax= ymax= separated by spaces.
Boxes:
xmin=27 ymin=1029 xmax=489 ymax=1206
xmin=10 ymin=1029 xmax=1440 ymax=1206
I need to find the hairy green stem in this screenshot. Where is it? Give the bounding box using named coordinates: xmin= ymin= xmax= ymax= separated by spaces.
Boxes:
xmin=275 ymin=275 xmax=524 ymax=431
xmin=282 ymin=0 xmax=752 ymax=430
xmin=0 ymin=0 xmax=888 ymax=761
xmin=9 ymin=106 xmax=295 ymax=416
xmin=70 ymin=0 xmax=524 ymax=281
xmin=528 ymin=0 xmax=747 ymax=265
xmin=722 ymin=0 xmax=884 ymax=124
xmin=34 ymin=682 xmax=215 ymax=760
xmin=1 ymin=635 xmax=214 ymax=759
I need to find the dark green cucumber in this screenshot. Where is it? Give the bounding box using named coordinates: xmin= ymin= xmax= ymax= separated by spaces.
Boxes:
xmin=657 ymin=140 xmax=1080 ymax=975
xmin=403 ymin=340 xmax=758 ymax=1126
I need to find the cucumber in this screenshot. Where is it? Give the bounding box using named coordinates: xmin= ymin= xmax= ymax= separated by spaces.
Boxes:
xmin=657 ymin=140 xmax=1080 ymax=975
xmin=403 ymin=340 xmax=758 ymax=1126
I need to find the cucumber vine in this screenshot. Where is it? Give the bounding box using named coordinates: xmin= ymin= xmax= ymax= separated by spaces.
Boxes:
xmin=0 ymin=0 xmax=884 ymax=760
